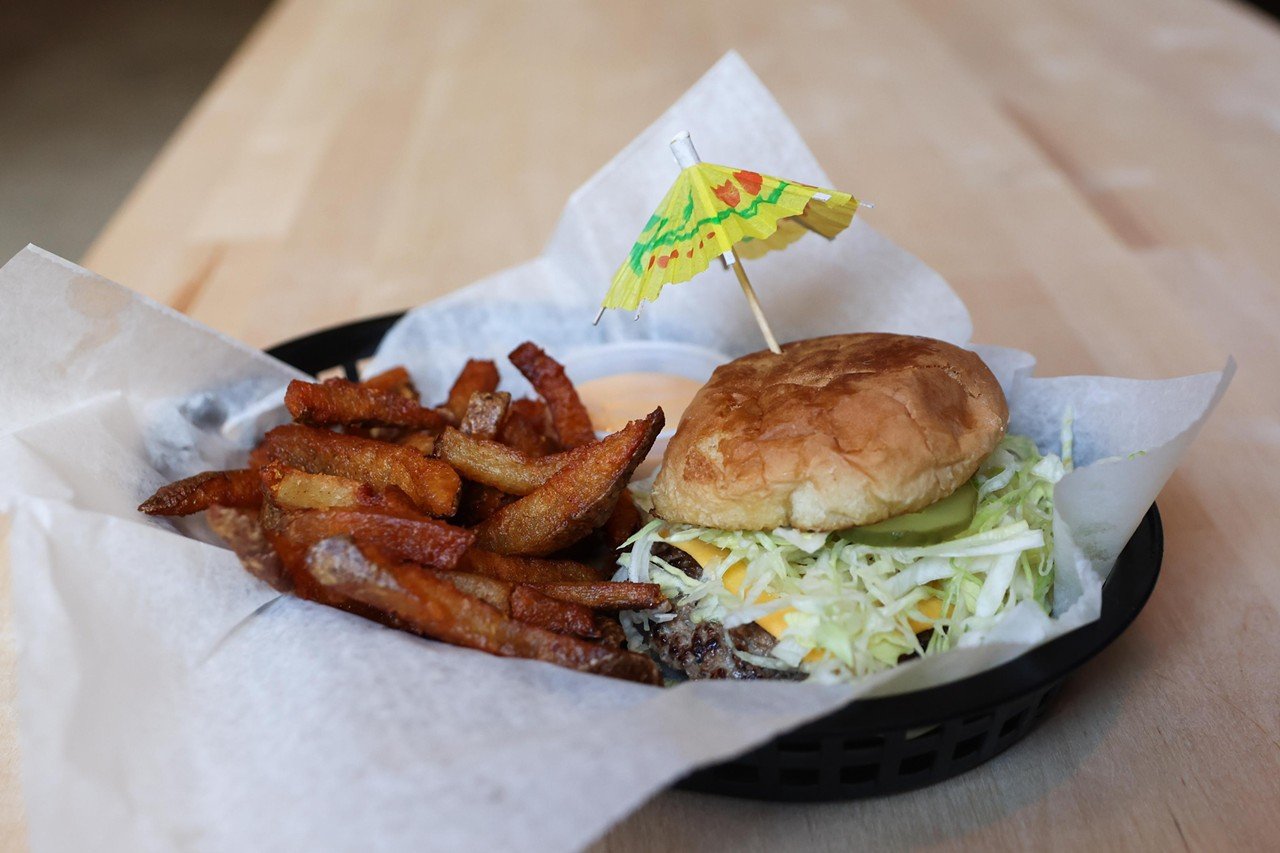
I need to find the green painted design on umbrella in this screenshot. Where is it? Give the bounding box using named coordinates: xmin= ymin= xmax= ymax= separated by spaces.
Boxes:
xmin=627 ymin=180 xmax=790 ymax=275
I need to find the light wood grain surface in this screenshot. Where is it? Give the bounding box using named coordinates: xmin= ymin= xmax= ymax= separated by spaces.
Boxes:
xmin=3 ymin=0 xmax=1277 ymax=849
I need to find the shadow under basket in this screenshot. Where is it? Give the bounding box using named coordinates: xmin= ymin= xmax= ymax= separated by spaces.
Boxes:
xmin=267 ymin=312 xmax=1165 ymax=803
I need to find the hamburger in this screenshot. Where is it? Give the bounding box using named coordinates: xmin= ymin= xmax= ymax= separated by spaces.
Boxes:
xmin=615 ymin=333 xmax=1070 ymax=682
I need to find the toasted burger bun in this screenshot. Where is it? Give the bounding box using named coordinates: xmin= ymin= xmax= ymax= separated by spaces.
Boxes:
xmin=651 ymin=333 xmax=1008 ymax=531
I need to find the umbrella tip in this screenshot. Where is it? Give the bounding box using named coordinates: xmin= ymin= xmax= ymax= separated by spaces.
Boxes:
xmin=592 ymin=306 xmax=605 ymax=326
xmin=669 ymin=132 xmax=700 ymax=169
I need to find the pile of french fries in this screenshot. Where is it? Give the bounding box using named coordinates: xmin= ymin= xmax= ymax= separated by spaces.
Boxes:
xmin=140 ymin=343 xmax=666 ymax=684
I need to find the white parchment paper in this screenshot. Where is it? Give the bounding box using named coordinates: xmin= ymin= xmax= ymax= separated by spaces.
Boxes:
xmin=1 ymin=54 xmax=1230 ymax=853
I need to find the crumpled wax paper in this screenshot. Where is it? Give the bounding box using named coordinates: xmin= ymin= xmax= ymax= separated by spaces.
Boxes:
xmin=0 ymin=53 xmax=1230 ymax=853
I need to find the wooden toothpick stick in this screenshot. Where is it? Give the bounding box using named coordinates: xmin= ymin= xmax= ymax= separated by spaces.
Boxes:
xmin=729 ymin=257 xmax=782 ymax=354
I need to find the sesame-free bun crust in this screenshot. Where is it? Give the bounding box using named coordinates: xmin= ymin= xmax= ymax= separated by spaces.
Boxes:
xmin=651 ymin=334 xmax=1008 ymax=531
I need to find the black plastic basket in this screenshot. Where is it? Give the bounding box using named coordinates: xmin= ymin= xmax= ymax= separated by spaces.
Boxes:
xmin=267 ymin=312 xmax=1163 ymax=803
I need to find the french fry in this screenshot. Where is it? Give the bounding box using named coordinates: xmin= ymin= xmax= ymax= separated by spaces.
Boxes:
xmin=454 ymin=481 xmax=513 ymax=526
xmin=509 ymin=342 xmax=596 ymax=448
xmin=435 ymin=569 xmax=511 ymax=610
xmin=271 ymin=508 xmax=474 ymax=572
xmin=595 ymin=615 xmax=627 ymax=649
xmin=246 ymin=441 xmax=272 ymax=470
xmin=444 ymin=359 xmax=500 ymax=422
xmin=285 ymin=535 xmax=417 ymax=625
xmin=259 ymin=463 xmax=421 ymax=516
xmin=499 ymin=398 xmax=558 ymax=457
xmin=139 ymin=469 xmax=261 ymax=516
xmin=508 ymin=345 xmax=643 ymax=551
xmin=442 ymin=572 xmax=599 ymax=638
xmin=459 ymin=549 xmax=602 ymax=583
xmin=527 ymin=581 xmax=665 ymax=611
xmin=436 ymin=427 xmax=576 ymax=495
xmin=359 ymin=366 xmax=419 ymax=400
xmin=143 ymin=350 xmax=669 ymax=685
xmin=459 ymin=391 xmax=510 ymax=440
xmin=602 ymin=492 xmax=643 ymax=550
xmin=397 ymin=430 xmax=437 ymax=455
xmin=285 ymin=378 xmax=448 ymax=431
xmin=510 ymin=585 xmax=600 ymax=638
xmin=473 ymin=409 xmax=663 ymax=555
xmin=206 ymin=505 xmax=291 ymax=592
xmin=258 ymin=424 xmax=460 ymax=516
xmin=304 ymin=538 xmax=661 ymax=684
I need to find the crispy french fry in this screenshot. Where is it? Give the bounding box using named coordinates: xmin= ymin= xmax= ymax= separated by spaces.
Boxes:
xmin=509 ymin=342 xmax=596 ymax=449
xmin=602 ymin=493 xmax=643 ymax=551
xmin=258 ymin=424 xmax=460 ymax=516
xmin=139 ymin=469 xmax=260 ymax=516
xmin=206 ymin=505 xmax=291 ymax=592
xmin=434 ymin=569 xmax=511 ymax=610
xmin=397 ymin=430 xmax=437 ymax=455
xmin=259 ymin=463 xmax=421 ymax=516
xmin=459 ymin=391 xmax=510 ymax=440
xmin=454 ymin=481 xmax=513 ymax=526
xmin=527 ymin=581 xmax=665 ymax=611
xmin=459 ymin=549 xmax=602 ymax=583
xmin=595 ymin=615 xmax=627 ymax=648
xmin=510 ymin=585 xmax=600 ymax=638
xmin=442 ymin=572 xmax=599 ymax=638
xmin=304 ymin=538 xmax=660 ymax=684
xmin=247 ymin=440 xmax=272 ymax=470
xmin=285 ymin=535 xmax=416 ymax=625
xmin=444 ymin=359 xmax=500 ymax=422
xmin=359 ymin=366 xmax=419 ymax=400
xmin=473 ymin=409 xmax=663 ymax=556
xmin=142 ymin=341 xmax=668 ymax=685
xmin=504 ymin=350 xmax=645 ymax=545
xmin=286 ymin=379 xmax=448 ymax=431
xmin=271 ymin=508 xmax=473 ymax=572
xmin=436 ymin=427 xmax=576 ymax=495
xmin=507 ymin=346 xmax=642 ymax=551
xmin=499 ymin=398 xmax=558 ymax=457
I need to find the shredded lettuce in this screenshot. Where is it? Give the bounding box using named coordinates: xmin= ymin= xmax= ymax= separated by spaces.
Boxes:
xmin=618 ymin=429 xmax=1072 ymax=683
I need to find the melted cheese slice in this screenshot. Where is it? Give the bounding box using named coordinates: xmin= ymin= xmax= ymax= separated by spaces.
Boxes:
xmin=669 ymin=540 xmax=791 ymax=630
xmin=669 ymin=540 xmax=822 ymax=663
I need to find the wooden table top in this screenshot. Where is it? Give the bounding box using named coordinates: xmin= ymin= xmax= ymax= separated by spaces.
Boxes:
xmin=5 ymin=0 xmax=1278 ymax=849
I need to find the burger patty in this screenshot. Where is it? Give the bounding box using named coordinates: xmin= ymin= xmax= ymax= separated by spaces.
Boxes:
xmin=646 ymin=544 xmax=804 ymax=681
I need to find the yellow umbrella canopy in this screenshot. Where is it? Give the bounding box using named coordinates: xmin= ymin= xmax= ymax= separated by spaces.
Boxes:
xmin=599 ymin=132 xmax=860 ymax=353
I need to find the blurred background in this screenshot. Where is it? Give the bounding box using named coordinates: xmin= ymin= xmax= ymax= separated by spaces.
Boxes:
xmin=0 ymin=0 xmax=270 ymax=261
xmin=4 ymin=0 xmax=1277 ymax=267
xmin=3 ymin=0 xmax=1280 ymax=368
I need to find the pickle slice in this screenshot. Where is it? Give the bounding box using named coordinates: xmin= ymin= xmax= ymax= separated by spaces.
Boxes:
xmin=844 ymin=481 xmax=978 ymax=547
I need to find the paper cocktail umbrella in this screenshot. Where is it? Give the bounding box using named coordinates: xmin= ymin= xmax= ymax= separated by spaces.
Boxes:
xmin=597 ymin=132 xmax=860 ymax=354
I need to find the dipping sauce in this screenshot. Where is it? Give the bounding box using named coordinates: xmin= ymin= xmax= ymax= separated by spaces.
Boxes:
xmin=577 ymin=372 xmax=705 ymax=434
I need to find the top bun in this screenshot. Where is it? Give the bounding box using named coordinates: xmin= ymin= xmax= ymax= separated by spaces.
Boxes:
xmin=651 ymin=334 xmax=1008 ymax=531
